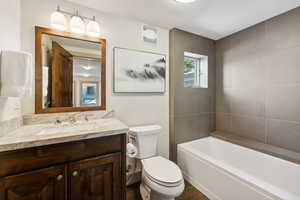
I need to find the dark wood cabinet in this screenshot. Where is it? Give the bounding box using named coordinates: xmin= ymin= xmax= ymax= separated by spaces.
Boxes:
xmin=69 ymin=153 xmax=121 ymax=200
xmin=0 ymin=135 xmax=126 ymax=200
xmin=0 ymin=165 xmax=66 ymax=200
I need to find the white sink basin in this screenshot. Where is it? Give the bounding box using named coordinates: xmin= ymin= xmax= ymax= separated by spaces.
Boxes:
xmin=38 ymin=122 xmax=98 ymax=136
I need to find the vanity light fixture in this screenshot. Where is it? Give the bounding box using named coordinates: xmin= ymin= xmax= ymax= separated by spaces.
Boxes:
xmin=86 ymin=16 xmax=100 ymax=37
xmin=174 ymin=0 xmax=196 ymax=3
xmin=50 ymin=6 xmax=67 ymax=31
xmin=50 ymin=6 xmax=101 ymax=38
xmin=70 ymin=10 xmax=85 ymax=35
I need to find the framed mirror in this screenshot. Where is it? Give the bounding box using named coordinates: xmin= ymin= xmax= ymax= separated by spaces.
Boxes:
xmin=35 ymin=26 xmax=106 ymax=114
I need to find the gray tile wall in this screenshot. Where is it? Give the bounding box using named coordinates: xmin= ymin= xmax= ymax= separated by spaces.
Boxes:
xmin=216 ymin=7 xmax=300 ymax=153
xmin=170 ymin=29 xmax=216 ymax=161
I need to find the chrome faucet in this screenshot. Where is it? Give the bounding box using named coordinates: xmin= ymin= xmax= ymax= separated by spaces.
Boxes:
xmin=101 ymin=110 xmax=115 ymax=119
xmin=84 ymin=115 xmax=89 ymax=122
xmin=55 ymin=118 xmax=62 ymax=125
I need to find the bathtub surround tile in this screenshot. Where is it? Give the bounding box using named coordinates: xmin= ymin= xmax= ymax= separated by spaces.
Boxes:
xmin=210 ymin=113 xmax=216 ymax=132
xmin=216 ymin=7 xmax=300 ymax=154
xmin=172 ymin=114 xmax=212 ymax=162
xmin=228 ymin=88 xmax=265 ymax=117
xmin=267 ymin=119 xmax=300 ymax=153
xmin=265 ymin=46 xmax=300 ymax=84
xmin=211 ymin=131 xmax=300 ymax=165
xmin=266 ymin=85 xmax=300 ymax=122
xmin=174 ymin=114 xmax=212 ymax=145
xmin=170 ymin=29 xmax=216 ymax=161
xmin=216 ymin=38 xmax=231 ymax=58
xmin=265 ymin=7 xmax=300 ymax=50
xmin=174 ymin=90 xmax=213 ymax=115
xmin=230 ymin=53 xmax=267 ymax=89
xmin=229 ymin=22 xmax=267 ymax=56
xmin=231 ymin=115 xmax=266 ymax=142
xmin=216 ymin=88 xmax=231 ymax=113
xmin=216 ymin=53 xmax=233 ymax=89
xmin=216 ymin=113 xmax=231 ymax=132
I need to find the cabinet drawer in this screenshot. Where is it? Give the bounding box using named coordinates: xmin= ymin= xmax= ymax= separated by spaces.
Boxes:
xmin=0 ymin=134 xmax=124 ymax=177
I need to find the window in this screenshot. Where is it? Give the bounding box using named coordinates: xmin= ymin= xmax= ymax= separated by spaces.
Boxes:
xmin=80 ymin=82 xmax=99 ymax=106
xmin=184 ymin=52 xmax=208 ymax=88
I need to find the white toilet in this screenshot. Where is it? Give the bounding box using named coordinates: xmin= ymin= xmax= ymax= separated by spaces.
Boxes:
xmin=129 ymin=125 xmax=185 ymax=200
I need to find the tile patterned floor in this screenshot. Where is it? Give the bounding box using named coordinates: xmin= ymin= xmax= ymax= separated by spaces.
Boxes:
xmin=127 ymin=181 xmax=209 ymax=200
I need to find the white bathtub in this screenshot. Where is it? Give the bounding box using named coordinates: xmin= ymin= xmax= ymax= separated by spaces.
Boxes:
xmin=177 ymin=137 xmax=300 ymax=200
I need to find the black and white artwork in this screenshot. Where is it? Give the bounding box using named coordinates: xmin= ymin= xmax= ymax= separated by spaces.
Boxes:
xmin=114 ymin=47 xmax=166 ymax=93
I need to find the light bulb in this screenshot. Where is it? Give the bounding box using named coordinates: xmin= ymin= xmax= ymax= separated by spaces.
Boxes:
xmin=86 ymin=18 xmax=100 ymax=37
xmin=51 ymin=10 xmax=67 ymax=31
xmin=70 ymin=15 xmax=85 ymax=35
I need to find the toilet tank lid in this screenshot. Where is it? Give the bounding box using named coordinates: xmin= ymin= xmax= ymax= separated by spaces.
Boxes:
xmin=129 ymin=125 xmax=162 ymax=136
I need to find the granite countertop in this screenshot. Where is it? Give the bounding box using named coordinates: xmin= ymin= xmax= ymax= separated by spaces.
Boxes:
xmin=0 ymin=118 xmax=129 ymax=153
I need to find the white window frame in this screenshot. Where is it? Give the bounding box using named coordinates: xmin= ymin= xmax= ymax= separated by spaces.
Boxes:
xmin=184 ymin=52 xmax=208 ymax=88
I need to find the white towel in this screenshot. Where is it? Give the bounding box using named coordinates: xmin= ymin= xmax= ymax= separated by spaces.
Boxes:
xmin=0 ymin=50 xmax=33 ymax=97
xmin=0 ymin=97 xmax=21 ymax=121
xmin=42 ymin=66 xmax=49 ymax=96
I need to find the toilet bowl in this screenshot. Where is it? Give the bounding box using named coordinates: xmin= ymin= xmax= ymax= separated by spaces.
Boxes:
xmin=128 ymin=125 xmax=185 ymax=200
xmin=140 ymin=156 xmax=185 ymax=200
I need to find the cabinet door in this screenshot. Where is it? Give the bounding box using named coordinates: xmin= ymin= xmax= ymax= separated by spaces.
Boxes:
xmin=69 ymin=153 xmax=121 ymax=200
xmin=0 ymin=165 xmax=66 ymax=200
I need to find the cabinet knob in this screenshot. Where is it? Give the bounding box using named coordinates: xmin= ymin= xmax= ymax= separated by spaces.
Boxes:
xmin=72 ymin=170 xmax=79 ymax=177
xmin=57 ymin=174 xmax=63 ymax=181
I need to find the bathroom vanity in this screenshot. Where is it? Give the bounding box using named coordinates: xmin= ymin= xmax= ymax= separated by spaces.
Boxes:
xmin=0 ymin=25 xmax=128 ymax=199
xmin=0 ymin=118 xmax=128 ymax=200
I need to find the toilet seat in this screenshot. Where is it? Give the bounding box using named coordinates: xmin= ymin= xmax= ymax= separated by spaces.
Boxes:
xmin=142 ymin=156 xmax=183 ymax=187
xmin=141 ymin=171 xmax=185 ymax=198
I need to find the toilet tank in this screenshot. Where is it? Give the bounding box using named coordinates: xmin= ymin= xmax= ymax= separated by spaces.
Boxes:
xmin=129 ymin=125 xmax=162 ymax=159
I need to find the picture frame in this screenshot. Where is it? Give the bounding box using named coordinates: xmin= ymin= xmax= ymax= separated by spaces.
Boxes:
xmin=113 ymin=47 xmax=166 ymax=93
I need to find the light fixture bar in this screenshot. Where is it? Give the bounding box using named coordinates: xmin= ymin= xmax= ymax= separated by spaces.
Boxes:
xmin=56 ymin=5 xmax=95 ymax=21
xmin=51 ymin=5 xmax=100 ymax=37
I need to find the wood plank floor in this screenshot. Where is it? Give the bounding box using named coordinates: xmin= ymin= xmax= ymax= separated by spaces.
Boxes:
xmin=127 ymin=181 xmax=209 ymax=200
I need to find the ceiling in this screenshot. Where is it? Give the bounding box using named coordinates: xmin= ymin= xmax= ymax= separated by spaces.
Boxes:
xmin=67 ymin=0 xmax=300 ymax=40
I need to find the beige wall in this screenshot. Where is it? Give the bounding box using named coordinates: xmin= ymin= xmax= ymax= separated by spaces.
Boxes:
xmin=20 ymin=0 xmax=170 ymax=158
xmin=216 ymin=7 xmax=300 ymax=153
xmin=0 ymin=0 xmax=21 ymax=51
xmin=170 ymin=29 xmax=216 ymax=161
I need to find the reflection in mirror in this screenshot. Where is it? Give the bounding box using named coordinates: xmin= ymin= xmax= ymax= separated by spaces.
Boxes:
xmin=41 ymin=34 xmax=102 ymax=109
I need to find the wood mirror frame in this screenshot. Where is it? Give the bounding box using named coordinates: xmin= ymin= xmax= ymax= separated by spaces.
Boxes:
xmin=35 ymin=26 xmax=106 ymax=114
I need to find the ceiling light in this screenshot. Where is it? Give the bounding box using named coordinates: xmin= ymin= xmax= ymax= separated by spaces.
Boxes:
xmin=174 ymin=0 xmax=196 ymax=3
xmin=80 ymin=65 xmax=95 ymax=70
xmin=70 ymin=11 xmax=85 ymax=35
xmin=86 ymin=16 xmax=100 ymax=38
xmin=50 ymin=6 xmax=67 ymax=31
xmin=81 ymin=73 xmax=90 ymax=77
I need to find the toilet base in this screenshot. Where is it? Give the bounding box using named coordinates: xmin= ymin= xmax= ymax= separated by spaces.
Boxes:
xmin=140 ymin=183 xmax=175 ymax=200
